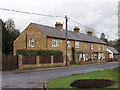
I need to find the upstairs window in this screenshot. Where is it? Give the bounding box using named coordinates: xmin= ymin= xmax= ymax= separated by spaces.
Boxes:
xmin=85 ymin=43 xmax=88 ymax=49
xmin=91 ymin=44 xmax=94 ymax=49
xmin=75 ymin=41 xmax=80 ymax=48
xmin=52 ymin=40 xmax=59 ymax=47
xmin=103 ymin=45 xmax=104 ymax=50
xmin=98 ymin=45 xmax=100 ymax=50
xmin=29 ymin=40 xmax=34 ymax=47
xmin=67 ymin=41 xmax=71 ymax=47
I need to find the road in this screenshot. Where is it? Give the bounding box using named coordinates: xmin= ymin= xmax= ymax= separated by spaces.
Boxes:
xmin=2 ymin=61 xmax=119 ymax=89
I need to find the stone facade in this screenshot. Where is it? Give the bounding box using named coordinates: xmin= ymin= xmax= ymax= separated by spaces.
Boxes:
xmin=14 ymin=23 xmax=47 ymax=55
xmin=14 ymin=23 xmax=108 ymax=64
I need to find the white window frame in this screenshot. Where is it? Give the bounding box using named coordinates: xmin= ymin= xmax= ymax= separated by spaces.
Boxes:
xmin=85 ymin=43 xmax=88 ymax=49
xmin=52 ymin=40 xmax=59 ymax=47
xmin=29 ymin=40 xmax=34 ymax=47
xmin=103 ymin=45 xmax=104 ymax=50
xmin=67 ymin=54 xmax=71 ymax=60
xmin=99 ymin=45 xmax=100 ymax=50
xmin=75 ymin=41 xmax=80 ymax=48
xmin=67 ymin=41 xmax=71 ymax=47
xmin=91 ymin=44 xmax=94 ymax=49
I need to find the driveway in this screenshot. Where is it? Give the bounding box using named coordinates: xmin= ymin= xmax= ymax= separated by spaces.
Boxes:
xmin=2 ymin=61 xmax=119 ymax=89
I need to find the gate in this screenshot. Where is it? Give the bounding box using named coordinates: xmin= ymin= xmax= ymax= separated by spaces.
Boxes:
xmin=2 ymin=55 xmax=18 ymax=71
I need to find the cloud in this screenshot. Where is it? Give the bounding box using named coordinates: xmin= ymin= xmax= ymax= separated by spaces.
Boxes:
xmin=0 ymin=0 xmax=118 ymax=40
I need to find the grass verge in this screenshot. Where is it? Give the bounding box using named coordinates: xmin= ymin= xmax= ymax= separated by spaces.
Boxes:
xmin=47 ymin=67 xmax=119 ymax=89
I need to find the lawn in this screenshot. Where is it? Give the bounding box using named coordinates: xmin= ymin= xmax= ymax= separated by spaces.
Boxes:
xmin=47 ymin=67 xmax=119 ymax=89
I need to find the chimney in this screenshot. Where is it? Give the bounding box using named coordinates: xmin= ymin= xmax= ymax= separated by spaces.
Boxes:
xmin=87 ymin=29 xmax=93 ymax=36
xmin=74 ymin=26 xmax=80 ymax=33
xmin=55 ymin=22 xmax=63 ymax=29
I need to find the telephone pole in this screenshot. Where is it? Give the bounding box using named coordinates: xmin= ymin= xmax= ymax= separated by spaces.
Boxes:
xmin=65 ymin=15 xmax=68 ymax=66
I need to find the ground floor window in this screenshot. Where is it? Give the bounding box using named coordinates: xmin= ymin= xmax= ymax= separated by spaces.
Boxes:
xmin=67 ymin=54 xmax=71 ymax=60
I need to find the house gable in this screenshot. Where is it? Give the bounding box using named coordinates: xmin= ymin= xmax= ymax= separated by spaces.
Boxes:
xmin=13 ymin=23 xmax=47 ymax=55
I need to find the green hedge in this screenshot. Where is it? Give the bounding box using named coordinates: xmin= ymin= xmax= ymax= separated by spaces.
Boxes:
xmin=16 ymin=49 xmax=63 ymax=55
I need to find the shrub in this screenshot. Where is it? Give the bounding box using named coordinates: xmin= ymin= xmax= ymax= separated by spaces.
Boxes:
xmin=16 ymin=49 xmax=63 ymax=55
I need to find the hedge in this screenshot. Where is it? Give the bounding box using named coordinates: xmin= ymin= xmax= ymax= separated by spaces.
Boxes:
xmin=16 ymin=49 xmax=63 ymax=55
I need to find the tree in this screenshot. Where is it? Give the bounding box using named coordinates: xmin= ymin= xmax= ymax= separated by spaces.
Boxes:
xmin=114 ymin=39 xmax=120 ymax=53
xmin=5 ymin=18 xmax=15 ymax=31
xmin=100 ymin=33 xmax=108 ymax=43
xmin=2 ymin=19 xmax=9 ymax=55
xmin=2 ymin=18 xmax=20 ymax=55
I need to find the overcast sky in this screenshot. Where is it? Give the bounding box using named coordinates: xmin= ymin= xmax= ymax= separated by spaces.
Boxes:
xmin=0 ymin=0 xmax=119 ymax=40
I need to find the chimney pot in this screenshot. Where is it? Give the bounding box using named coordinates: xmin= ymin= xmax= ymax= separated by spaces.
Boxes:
xmin=55 ymin=22 xmax=63 ymax=29
xmin=87 ymin=29 xmax=93 ymax=36
xmin=74 ymin=26 xmax=80 ymax=33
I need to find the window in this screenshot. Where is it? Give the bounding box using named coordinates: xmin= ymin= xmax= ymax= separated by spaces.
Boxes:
xmin=85 ymin=43 xmax=88 ymax=49
xmin=52 ymin=40 xmax=59 ymax=47
xmin=98 ymin=45 xmax=100 ymax=50
xmin=67 ymin=41 xmax=71 ymax=47
xmin=29 ymin=40 xmax=34 ymax=47
xmin=99 ymin=45 xmax=104 ymax=50
xmin=78 ymin=54 xmax=82 ymax=61
xmin=103 ymin=45 xmax=104 ymax=50
xmin=75 ymin=41 xmax=80 ymax=48
xmin=91 ymin=44 xmax=94 ymax=49
xmin=67 ymin=54 xmax=71 ymax=60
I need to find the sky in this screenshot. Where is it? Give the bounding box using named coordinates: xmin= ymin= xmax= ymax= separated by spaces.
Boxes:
xmin=0 ymin=0 xmax=119 ymax=40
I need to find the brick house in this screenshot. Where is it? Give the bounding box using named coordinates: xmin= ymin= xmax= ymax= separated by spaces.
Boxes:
xmin=14 ymin=22 xmax=108 ymax=64
xmin=108 ymin=47 xmax=120 ymax=59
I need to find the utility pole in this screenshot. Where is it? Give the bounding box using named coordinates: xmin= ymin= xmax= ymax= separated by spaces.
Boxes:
xmin=65 ymin=15 xmax=68 ymax=66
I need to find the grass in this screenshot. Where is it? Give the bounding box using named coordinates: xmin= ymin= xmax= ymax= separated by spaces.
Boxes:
xmin=47 ymin=67 xmax=119 ymax=89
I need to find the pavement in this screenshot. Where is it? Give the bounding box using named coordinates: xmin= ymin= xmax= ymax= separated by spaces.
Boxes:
xmin=2 ymin=61 xmax=119 ymax=89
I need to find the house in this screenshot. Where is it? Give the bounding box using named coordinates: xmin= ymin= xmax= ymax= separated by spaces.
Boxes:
xmin=108 ymin=47 xmax=120 ymax=59
xmin=14 ymin=22 xmax=108 ymax=64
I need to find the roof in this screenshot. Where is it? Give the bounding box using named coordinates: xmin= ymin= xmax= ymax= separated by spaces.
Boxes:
xmin=93 ymin=51 xmax=104 ymax=53
xmin=75 ymin=50 xmax=89 ymax=54
xmin=108 ymin=47 xmax=120 ymax=54
xmin=32 ymin=23 xmax=107 ymax=45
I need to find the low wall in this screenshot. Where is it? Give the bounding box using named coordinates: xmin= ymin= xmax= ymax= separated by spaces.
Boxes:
xmin=18 ymin=55 xmax=66 ymax=70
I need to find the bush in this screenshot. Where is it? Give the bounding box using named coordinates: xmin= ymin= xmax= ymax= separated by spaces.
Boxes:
xmin=16 ymin=49 xmax=63 ymax=55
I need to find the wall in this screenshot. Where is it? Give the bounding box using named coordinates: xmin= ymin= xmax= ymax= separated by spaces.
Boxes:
xmin=47 ymin=38 xmax=74 ymax=60
xmin=14 ymin=23 xmax=47 ymax=55
xmin=18 ymin=55 xmax=66 ymax=70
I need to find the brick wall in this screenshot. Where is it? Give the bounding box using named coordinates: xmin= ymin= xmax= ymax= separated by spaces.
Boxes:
xmin=14 ymin=23 xmax=47 ymax=55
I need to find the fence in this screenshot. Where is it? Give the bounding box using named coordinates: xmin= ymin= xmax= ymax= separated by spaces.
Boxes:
xmin=2 ymin=55 xmax=18 ymax=71
xmin=22 ymin=55 xmax=36 ymax=64
xmin=106 ymin=58 xmax=119 ymax=62
xmin=40 ymin=55 xmax=51 ymax=64
xmin=2 ymin=55 xmax=65 ymax=70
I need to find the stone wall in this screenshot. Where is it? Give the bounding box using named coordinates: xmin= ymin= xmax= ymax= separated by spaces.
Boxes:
xmin=14 ymin=23 xmax=47 ymax=55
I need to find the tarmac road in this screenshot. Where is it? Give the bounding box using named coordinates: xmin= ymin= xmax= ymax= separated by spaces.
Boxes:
xmin=2 ymin=61 xmax=119 ymax=89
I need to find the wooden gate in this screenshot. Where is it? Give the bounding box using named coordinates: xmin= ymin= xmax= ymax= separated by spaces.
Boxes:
xmin=2 ymin=55 xmax=18 ymax=71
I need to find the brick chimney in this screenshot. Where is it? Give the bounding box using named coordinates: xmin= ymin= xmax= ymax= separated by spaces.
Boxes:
xmin=87 ymin=29 xmax=93 ymax=36
xmin=74 ymin=26 xmax=80 ymax=33
xmin=55 ymin=22 xmax=63 ymax=29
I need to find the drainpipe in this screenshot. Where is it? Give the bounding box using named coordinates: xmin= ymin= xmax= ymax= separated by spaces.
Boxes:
xmin=26 ymin=34 xmax=27 ymax=49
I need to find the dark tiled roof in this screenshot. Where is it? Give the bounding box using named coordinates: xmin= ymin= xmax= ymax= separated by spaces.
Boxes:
xmin=32 ymin=23 xmax=107 ymax=45
xmin=108 ymin=47 xmax=120 ymax=54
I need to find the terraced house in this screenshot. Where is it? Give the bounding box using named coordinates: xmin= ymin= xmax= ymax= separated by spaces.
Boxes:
xmin=14 ymin=22 xmax=108 ymax=64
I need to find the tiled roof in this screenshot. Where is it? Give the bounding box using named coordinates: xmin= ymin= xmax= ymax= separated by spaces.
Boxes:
xmin=32 ymin=23 xmax=107 ymax=45
xmin=108 ymin=47 xmax=120 ymax=54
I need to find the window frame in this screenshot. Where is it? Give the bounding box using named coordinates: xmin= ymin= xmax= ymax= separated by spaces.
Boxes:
xmin=75 ymin=41 xmax=80 ymax=48
xmin=91 ymin=44 xmax=94 ymax=49
xmin=85 ymin=43 xmax=88 ymax=49
xmin=67 ymin=54 xmax=71 ymax=60
xmin=29 ymin=39 xmax=34 ymax=47
xmin=52 ymin=40 xmax=59 ymax=47
xmin=67 ymin=41 xmax=71 ymax=47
